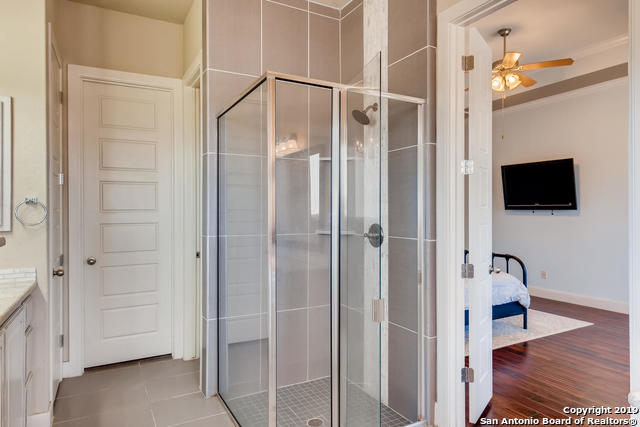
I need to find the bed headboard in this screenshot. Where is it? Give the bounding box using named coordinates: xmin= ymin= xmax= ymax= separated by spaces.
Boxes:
xmin=492 ymin=253 xmax=528 ymax=286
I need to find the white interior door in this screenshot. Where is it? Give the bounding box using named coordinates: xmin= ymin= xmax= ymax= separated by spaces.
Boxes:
xmin=467 ymin=26 xmax=493 ymax=423
xmin=48 ymin=25 xmax=64 ymax=396
xmin=81 ymin=75 xmax=174 ymax=367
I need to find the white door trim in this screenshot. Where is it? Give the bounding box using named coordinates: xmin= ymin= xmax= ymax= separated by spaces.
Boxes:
xmin=437 ymin=0 xmax=637 ymax=425
xmin=65 ymin=65 xmax=183 ymax=377
xmin=47 ymin=22 xmax=64 ymax=400
xmin=181 ymin=53 xmax=203 ymax=360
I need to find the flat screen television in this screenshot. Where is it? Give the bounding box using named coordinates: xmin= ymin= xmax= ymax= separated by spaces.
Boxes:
xmin=501 ymin=158 xmax=577 ymax=210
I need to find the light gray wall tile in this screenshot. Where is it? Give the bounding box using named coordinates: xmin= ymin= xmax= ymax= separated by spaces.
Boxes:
xmin=201 ymin=318 xmax=217 ymax=396
xmin=203 ymin=153 xmax=217 ymax=236
xmin=424 ymin=336 xmax=436 ymax=424
xmin=309 ymin=233 xmax=331 ymax=306
xmin=276 ymin=235 xmax=309 ymax=310
xmin=425 ymin=143 xmax=436 ymax=240
xmin=427 ymin=0 xmax=436 ymax=47
xmin=340 ymin=0 xmax=361 ymax=18
xmin=272 ymin=0 xmax=308 ymax=9
xmin=211 ymin=0 xmax=261 ymax=75
xmin=388 ymin=0 xmax=427 ymax=65
xmin=389 ymin=99 xmax=419 ymax=151
xmin=308 ymin=305 xmax=331 ymax=379
xmin=388 ymin=237 xmax=419 ymax=332
xmin=424 ymin=239 xmax=436 ymax=337
xmin=389 ymin=146 xmax=418 ymax=238
xmin=202 ymin=236 xmax=217 ymax=319
xmin=427 ymin=47 xmax=436 ymax=142
xmin=218 ymin=88 xmax=265 ymax=155
xmin=310 ymin=13 xmax=340 ymax=82
xmin=263 ymin=0 xmax=309 ymax=76
xmin=218 ymin=154 xmax=262 ymax=236
xmin=340 ymin=4 xmax=363 ymax=84
xmin=276 ymin=158 xmax=309 ymax=234
xmin=275 ymin=81 xmax=309 ymax=159
xmin=309 ymin=87 xmax=333 ymax=158
xmin=343 ymin=306 xmax=364 ymax=384
xmin=388 ymin=47 xmax=428 ymax=99
xmin=388 ymin=323 xmax=418 ymax=421
xmin=218 ymin=236 xmax=262 ymax=317
xmin=277 ymin=310 xmax=308 ymax=386
xmin=310 ymin=2 xmax=340 ymax=18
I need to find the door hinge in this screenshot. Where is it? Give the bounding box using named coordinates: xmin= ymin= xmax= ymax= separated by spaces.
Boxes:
xmin=59 ymin=334 xmax=64 ymax=348
xmin=58 ymin=173 xmax=65 ymax=185
xmin=372 ymin=298 xmax=386 ymax=323
xmin=462 ymin=55 xmax=475 ymax=71
xmin=461 ymin=367 xmax=475 ymax=383
xmin=196 ymin=251 xmax=201 ymax=259
xmin=461 ymin=159 xmax=474 ymax=175
xmin=461 ymin=263 xmax=475 ymax=279
xmin=58 ymin=91 xmax=64 ymax=104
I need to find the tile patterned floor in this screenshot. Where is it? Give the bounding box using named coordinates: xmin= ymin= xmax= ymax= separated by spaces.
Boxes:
xmin=223 ymin=377 xmax=410 ymax=427
xmin=53 ymin=356 xmax=235 ymax=427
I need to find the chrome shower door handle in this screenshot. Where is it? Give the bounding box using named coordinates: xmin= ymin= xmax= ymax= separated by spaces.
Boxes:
xmin=364 ymin=223 xmax=384 ymax=248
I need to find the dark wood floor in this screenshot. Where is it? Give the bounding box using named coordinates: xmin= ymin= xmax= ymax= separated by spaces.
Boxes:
xmin=468 ymin=296 xmax=630 ymax=425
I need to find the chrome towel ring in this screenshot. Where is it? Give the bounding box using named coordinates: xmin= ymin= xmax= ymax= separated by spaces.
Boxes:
xmin=14 ymin=197 xmax=48 ymax=227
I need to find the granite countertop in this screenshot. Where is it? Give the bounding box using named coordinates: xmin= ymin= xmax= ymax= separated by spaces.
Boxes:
xmin=0 ymin=279 xmax=37 ymax=326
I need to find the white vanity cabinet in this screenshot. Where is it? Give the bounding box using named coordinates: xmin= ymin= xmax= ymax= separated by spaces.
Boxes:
xmin=1 ymin=295 xmax=31 ymax=427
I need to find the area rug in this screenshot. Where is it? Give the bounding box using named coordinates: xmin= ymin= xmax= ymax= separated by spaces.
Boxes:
xmin=465 ymin=309 xmax=593 ymax=355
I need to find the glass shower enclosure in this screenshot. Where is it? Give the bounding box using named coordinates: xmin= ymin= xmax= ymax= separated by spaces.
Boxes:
xmin=216 ymin=55 xmax=427 ymax=427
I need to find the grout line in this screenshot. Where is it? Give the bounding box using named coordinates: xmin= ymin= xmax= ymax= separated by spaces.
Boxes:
xmin=340 ymin=1 xmax=362 ymax=20
xmin=143 ymin=383 xmax=158 ymax=427
xmin=207 ymin=68 xmax=259 ymax=79
xmin=387 ymin=144 xmax=419 ymax=153
xmin=388 ymin=320 xmax=418 ymax=335
xmin=387 ymin=45 xmax=430 ymax=69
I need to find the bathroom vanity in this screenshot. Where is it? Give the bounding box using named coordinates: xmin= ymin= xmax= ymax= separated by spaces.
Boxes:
xmin=0 ymin=270 xmax=37 ymax=427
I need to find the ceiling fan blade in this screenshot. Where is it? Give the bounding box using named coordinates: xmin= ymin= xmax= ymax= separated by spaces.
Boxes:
xmin=519 ymin=58 xmax=574 ymax=71
xmin=516 ymin=72 xmax=536 ymax=87
xmin=501 ymin=52 xmax=521 ymax=68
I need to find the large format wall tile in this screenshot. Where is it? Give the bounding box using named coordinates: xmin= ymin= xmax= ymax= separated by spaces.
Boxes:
xmin=340 ymin=4 xmax=363 ymax=84
xmin=276 ymin=234 xmax=309 ymax=310
xmin=263 ymin=0 xmax=308 ymax=76
xmin=389 ymin=146 xmax=418 ymax=238
xmin=308 ymin=305 xmax=331 ymax=379
xmin=388 ymin=237 xmax=419 ymax=332
xmin=388 ymin=0 xmax=427 ymax=65
xmin=310 ymin=13 xmax=340 ymax=82
xmin=277 ymin=310 xmax=308 ymax=385
xmin=388 ymin=47 xmax=428 ymax=99
xmin=308 ymin=233 xmax=331 ymax=306
xmin=389 ymin=323 xmax=418 ymax=421
xmin=275 ymin=158 xmax=309 ymax=234
xmin=210 ymin=0 xmax=261 ymax=75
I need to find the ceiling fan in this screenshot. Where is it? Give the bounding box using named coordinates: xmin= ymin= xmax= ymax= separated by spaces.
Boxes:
xmin=491 ymin=27 xmax=574 ymax=93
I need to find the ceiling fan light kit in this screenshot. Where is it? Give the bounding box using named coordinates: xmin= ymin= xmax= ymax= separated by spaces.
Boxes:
xmin=491 ymin=27 xmax=574 ymax=93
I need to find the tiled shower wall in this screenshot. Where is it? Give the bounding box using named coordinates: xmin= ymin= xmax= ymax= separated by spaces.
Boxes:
xmin=201 ymin=0 xmax=341 ymax=396
xmin=202 ymin=0 xmax=437 ymax=423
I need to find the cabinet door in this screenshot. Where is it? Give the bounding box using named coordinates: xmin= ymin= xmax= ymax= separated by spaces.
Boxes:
xmin=4 ymin=306 xmax=26 ymax=427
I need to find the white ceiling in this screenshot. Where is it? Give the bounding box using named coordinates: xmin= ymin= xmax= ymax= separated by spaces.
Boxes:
xmin=473 ymin=0 xmax=628 ymax=66
xmin=68 ymin=0 xmax=194 ymax=24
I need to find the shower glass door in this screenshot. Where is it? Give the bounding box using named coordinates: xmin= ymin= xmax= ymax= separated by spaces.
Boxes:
xmin=340 ymin=52 xmax=383 ymax=427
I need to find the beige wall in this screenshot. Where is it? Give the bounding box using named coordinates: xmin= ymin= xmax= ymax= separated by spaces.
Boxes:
xmin=0 ymin=1 xmax=48 ymax=289
xmin=183 ymin=0 xmax=202 ymax=73
xmin=492 ymin=79 xmax=629 ymax=305
xmin=55 ymin=0 xmax=184 ymax=78
xmin=0 ymin=0 xmax=51 ymax=416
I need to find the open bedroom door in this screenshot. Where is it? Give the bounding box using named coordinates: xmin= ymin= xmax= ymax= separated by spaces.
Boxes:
xmin=466 ymin=26 xmax=493 ymax=423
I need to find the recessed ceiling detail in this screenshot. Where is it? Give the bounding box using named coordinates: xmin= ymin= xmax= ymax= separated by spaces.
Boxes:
xmin=68 ymin=0 xmax=194 ymax=24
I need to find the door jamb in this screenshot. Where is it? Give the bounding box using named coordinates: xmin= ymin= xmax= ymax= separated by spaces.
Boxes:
xmin=65 ymin=65 xmax=184 ymax=377
xmin=437 ymin=0 xmax=638 ymax=425
xmin=181 ymin=53 xmax=203 ymax=360
xmin=47 ymin=21 xmax=64 ymax=401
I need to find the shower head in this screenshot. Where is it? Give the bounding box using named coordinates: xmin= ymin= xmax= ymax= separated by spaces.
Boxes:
xmin=351 ymin=103 xmax=378 ymax=125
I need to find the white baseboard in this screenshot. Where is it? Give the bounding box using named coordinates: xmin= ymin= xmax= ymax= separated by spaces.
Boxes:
xmin=528 ymin=286 xmax=629 ymax=314
xmin=27 ymin=410 xmax=52 ymax=427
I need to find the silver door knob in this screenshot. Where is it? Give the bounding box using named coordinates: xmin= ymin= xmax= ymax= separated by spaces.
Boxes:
xmin=86 ymin=257 xmax=97 ymax=265
xmin=53 ymin=268 xmax=64 ymax=277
